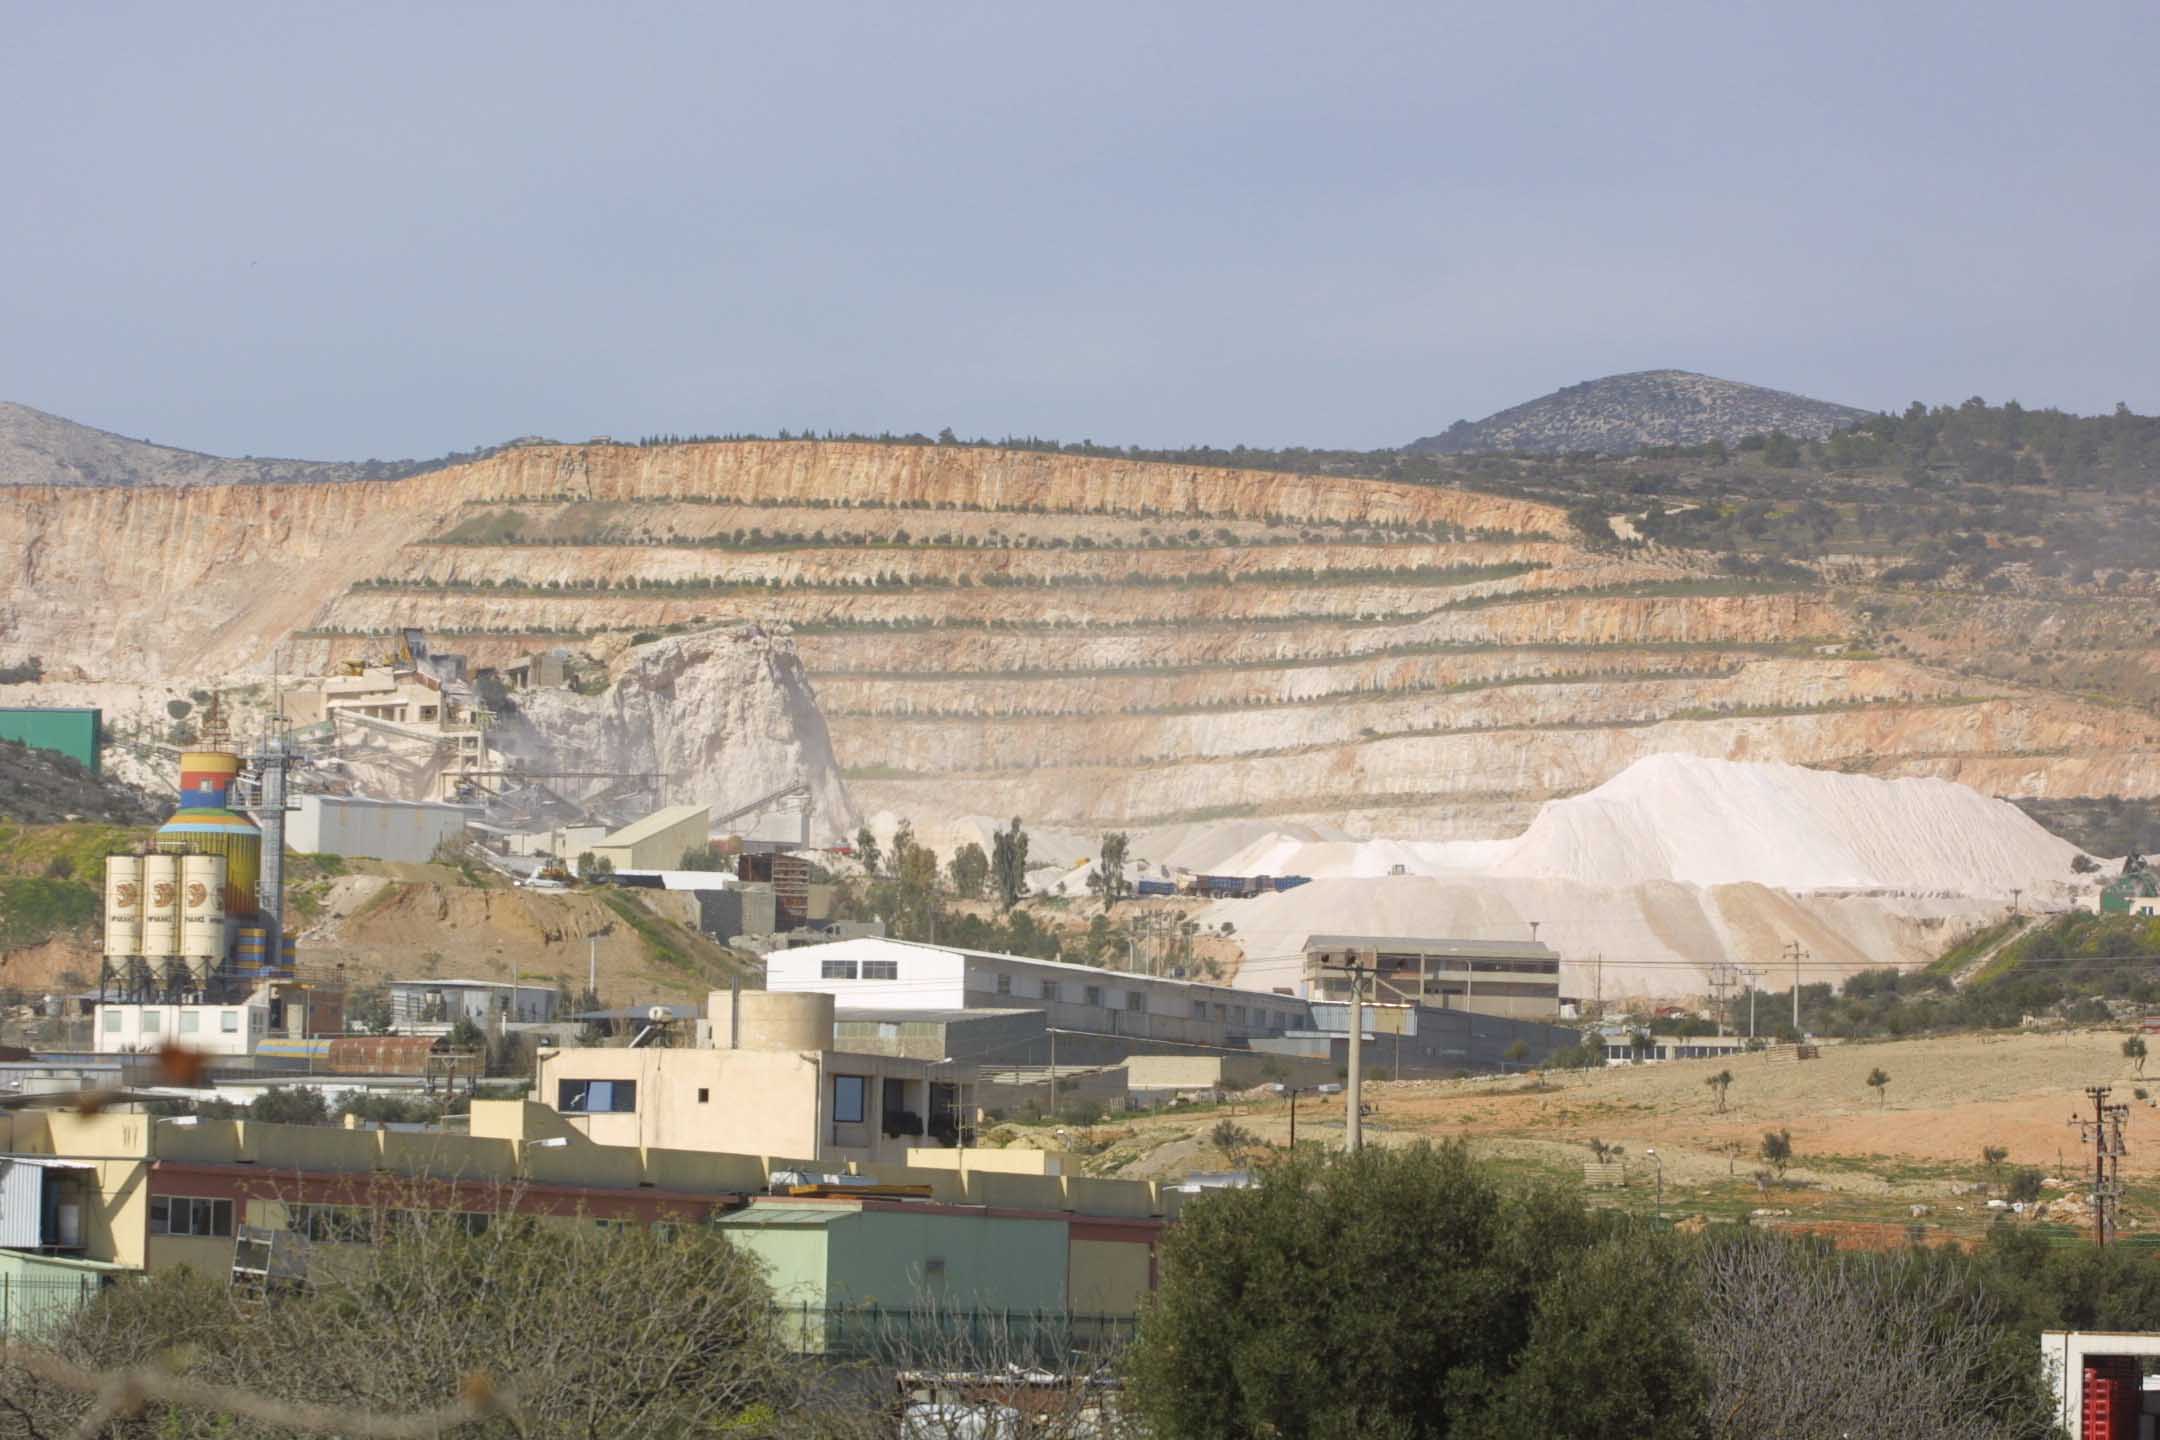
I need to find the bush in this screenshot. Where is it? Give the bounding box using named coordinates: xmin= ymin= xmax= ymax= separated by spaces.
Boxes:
xmin=1125 ymin=1142 xmax=1704 ymax=1439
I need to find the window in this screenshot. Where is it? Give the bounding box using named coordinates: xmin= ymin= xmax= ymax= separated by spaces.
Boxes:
xmin=143 ymin=1010 xmax=163 ymax=1035
xmin=996 ymin=973 xmax=1013 ymax=996
xmin=1040 ymin=981 xmax=1059 ymax=1003
xmin=1085 ymin=986 xmax=1103 ymax=1008
xmin=862 ymin=960 xmax=898 ymax=980
xmin=102 ymin=1009 xmax=121 ymax=1034
xmin=1192 ymin=1000 xmax=1208 ymax=1019
xmin=1233 ymin=1006 xmax=1248 ymax=1025
xmin=557 ymin=1079 xmax=638 ymax=1114
xmin=831 ymin=1074 xmax=867 ymax=1125
xmin=696 ymin=1088 xmax=710 ymax=1104
xmin=1125 ymin=991 xmax=1146 ymax=1013
xmin=821 ymin=960 xmax=859 ymax=980
xmin=1214 ymin=1004 xmax=1227 ymax=1021
xmin=180 ymin=1011 xmax=200 ymax=1035
xmin=221 ymin=1011 xmax=239 ymax=1034
xmin=150 ymin=1196 xmax=232 ymax=1238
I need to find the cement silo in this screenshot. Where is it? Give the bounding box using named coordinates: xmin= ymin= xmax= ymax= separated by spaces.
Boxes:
xmin=103 ymin=855 xmax=143 ymax=959
xmin=158 ymin=749 xmax=260 ymax=931
xmin=141 ymin=852 xmax=181 ymax=986
xmin=179 ymin=853 xmax=228 ymax=990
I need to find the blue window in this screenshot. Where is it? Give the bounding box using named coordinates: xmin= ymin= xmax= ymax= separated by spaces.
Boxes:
xmin=558 ymin=1079 xmax=637 ymax=1113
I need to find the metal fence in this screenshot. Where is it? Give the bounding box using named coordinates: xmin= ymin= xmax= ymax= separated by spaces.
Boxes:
xmin=771 ymin=1303 xmax=1138 ymax=1364
xmin=0 ymin=1275 xmax=115 ymax=1340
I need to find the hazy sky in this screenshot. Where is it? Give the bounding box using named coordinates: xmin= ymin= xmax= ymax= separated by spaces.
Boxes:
xmin=6 ymin=2 xmax=2156 ymax=459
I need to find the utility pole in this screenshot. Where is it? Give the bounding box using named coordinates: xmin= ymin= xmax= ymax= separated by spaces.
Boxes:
xmin=1784 ymin=941 xmax=1809 ymax=1035
xmin=1048 ymin=1029 xmax=1058 ymax=1116
xmin=2072 ymin=1086 xmax=2130 ymax=1245
xmin=2010 ymin=888 xmax=2023 ymax=915
xmin=1324 ymin=950 xmax=1374 ymax=1152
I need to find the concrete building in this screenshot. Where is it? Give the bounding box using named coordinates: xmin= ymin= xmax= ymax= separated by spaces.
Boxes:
xmin=2043 ymin=1330 xmax=2160 ymax=1438
xmin=1249 ymin=1000 xmax=1581 ymax=1077
xmin=94 ymin=982 xmax=341 ymax=1057
xmin=768 ymin=937 xmax=1310 ymax=1048
xmin=535 ymin=990 xmax=977 ymax=1166
xmin=1298 ymin=935 xmax=1563 ymax=1022
xmin=288 ymin=793 xmax=472 ymax=864
xmin=501 ymin=649 xmax=569 ymax=690
xmin=588 ymin=805 xmax=711 ymax=872
xmin=1595 ymin=1027 xmax=1757 ymax=1064
xmin=505 ymin=823 xmax=609 ymax=861
xmin=0 ymin=1100 xmax=1175 ymax=1333
xmin=388 ymin=978 xmax=558 ymax=1029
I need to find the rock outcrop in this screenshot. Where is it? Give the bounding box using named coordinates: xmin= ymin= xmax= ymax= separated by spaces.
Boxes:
xmin=505 ymin=627 xmax=857 ymax=843
xmin=1410 ymin=369 xmax=1871 ymax=454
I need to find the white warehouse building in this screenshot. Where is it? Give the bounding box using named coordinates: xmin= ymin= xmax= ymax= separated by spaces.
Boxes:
xmin=765 ymin=937 xmax=1310 ymax=1049
xmin=288 ymin=794 xmax=474 ymax=864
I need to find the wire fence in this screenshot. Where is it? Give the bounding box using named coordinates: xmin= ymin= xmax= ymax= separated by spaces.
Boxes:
xmin=771 ymin=1302 xmax=1138 ymax=1364
xmin=0 ymin=1274 xmax=119 ymax=1340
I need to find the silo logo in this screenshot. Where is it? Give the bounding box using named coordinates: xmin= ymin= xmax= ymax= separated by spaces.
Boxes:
xmin=186 ymin=882 xmax=209 ymax=909
xmin=114 ymin=883 xmax=139 ymax=911
xmin=152 ymin=882 xmax=176 ymax=908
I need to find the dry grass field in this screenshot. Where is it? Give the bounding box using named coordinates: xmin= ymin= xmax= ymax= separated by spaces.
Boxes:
xmin=1028 ymin=1027 xmax=2160 ymax=1244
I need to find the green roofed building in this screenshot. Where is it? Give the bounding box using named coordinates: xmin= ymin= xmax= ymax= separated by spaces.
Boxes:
xmin=0 ymin=709 xmax=101 ymax=776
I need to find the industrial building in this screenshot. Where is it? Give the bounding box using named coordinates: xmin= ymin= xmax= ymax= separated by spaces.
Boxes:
xmin=96 ymin=741 xmax=303 ymax=1009
xmin=387 ymin=978 xmax=559 ymax=1029
xmin=0 ymin=707 xmax=101 ymax=774
xmin=586 ymin=804 xmax=711 ymax=872
xmin=0 ymin=1100 xmax=1172 ymax=1340
xmin=281 ymin=631 xmax=493 ymax=802
xmin=1296 ymin=935 xmax=1565 ymax=1022
xmin=1247 ymin=999 xmax=1581 ymax=1076
xmin=767 ymin=937 xmax=1310 ymax=1048
xmin=535 ymin=989 xmax=984 ymax=1165
xmin=287 ymin=793 xmax=472 ymax=864
xmin=2098 ymin=864 xmax=2160 ymax=916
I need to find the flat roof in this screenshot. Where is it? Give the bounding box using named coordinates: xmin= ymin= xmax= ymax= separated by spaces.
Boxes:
xmin=834 ymin=1007 xmax=1044 ymax=1026
xmin=598 ymin=805 xmax=711 ymax=847
xmin=775 ymin=937 xmax=1310 ymax=1005
xmin=388 ymin=978 xmax=557 ymax=992
xmin=1306 ymin=934 xmax=1559 ymax=960
xmin=712 ymin=1204 xmax=852 ymax=1228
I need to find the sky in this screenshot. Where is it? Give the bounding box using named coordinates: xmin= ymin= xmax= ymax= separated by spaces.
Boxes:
xmin=5 ymin=1 xmax=2157 ymax=460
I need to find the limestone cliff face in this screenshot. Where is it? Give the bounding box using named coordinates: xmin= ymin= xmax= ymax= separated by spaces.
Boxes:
xmin=505 ymin=627 xmax=857 ymax=843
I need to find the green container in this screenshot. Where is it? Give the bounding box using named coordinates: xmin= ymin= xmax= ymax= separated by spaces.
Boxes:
xmin=0 ymin=709 xmax=101 ymax=776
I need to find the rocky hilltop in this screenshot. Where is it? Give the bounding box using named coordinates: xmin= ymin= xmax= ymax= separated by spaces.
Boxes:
xmin=1 ymin=435 xmax=2153 ymax=839
xmin=1410 ymin=370 xmax=1871 ymax=454
xmin=0 ymin=402 xmax=495 ymax=488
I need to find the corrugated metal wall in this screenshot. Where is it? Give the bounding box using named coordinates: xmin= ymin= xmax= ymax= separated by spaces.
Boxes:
xmin=0 ymin=1161 xmax=48 ymax=1249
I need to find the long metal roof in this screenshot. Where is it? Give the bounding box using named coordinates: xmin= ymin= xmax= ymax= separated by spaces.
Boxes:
xmin=1305 ymin=933 xmax=1559 ymax=959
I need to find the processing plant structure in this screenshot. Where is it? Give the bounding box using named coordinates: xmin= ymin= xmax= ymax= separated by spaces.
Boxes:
xmin=98 ymin=736 xmax=298 ymax=1005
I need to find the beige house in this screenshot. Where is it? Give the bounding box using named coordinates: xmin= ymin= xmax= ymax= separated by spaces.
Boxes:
xmin=587 ymin=805 xmax=710 ymax=872
xmin=534 ymin=990 xmax=976 ymax=1166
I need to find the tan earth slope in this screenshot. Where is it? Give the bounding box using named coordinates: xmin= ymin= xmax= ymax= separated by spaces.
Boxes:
xmin=3 ymin=439 xmax=2156 ymax=834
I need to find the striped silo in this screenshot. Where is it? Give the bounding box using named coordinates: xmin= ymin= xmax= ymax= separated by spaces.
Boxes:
xmin=158 ymin=749 xmax=260 ymax=935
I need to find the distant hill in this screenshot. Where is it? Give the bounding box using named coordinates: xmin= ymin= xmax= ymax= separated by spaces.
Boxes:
xmin=0 ymin=402 xmax=505 ymax=487
xmin=1409 ymin=370 xmax=1871 ymax=455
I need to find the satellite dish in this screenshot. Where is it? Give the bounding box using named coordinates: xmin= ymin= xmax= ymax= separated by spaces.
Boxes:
xmin=647 ymin=1006 xmax=673 ymax=1022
